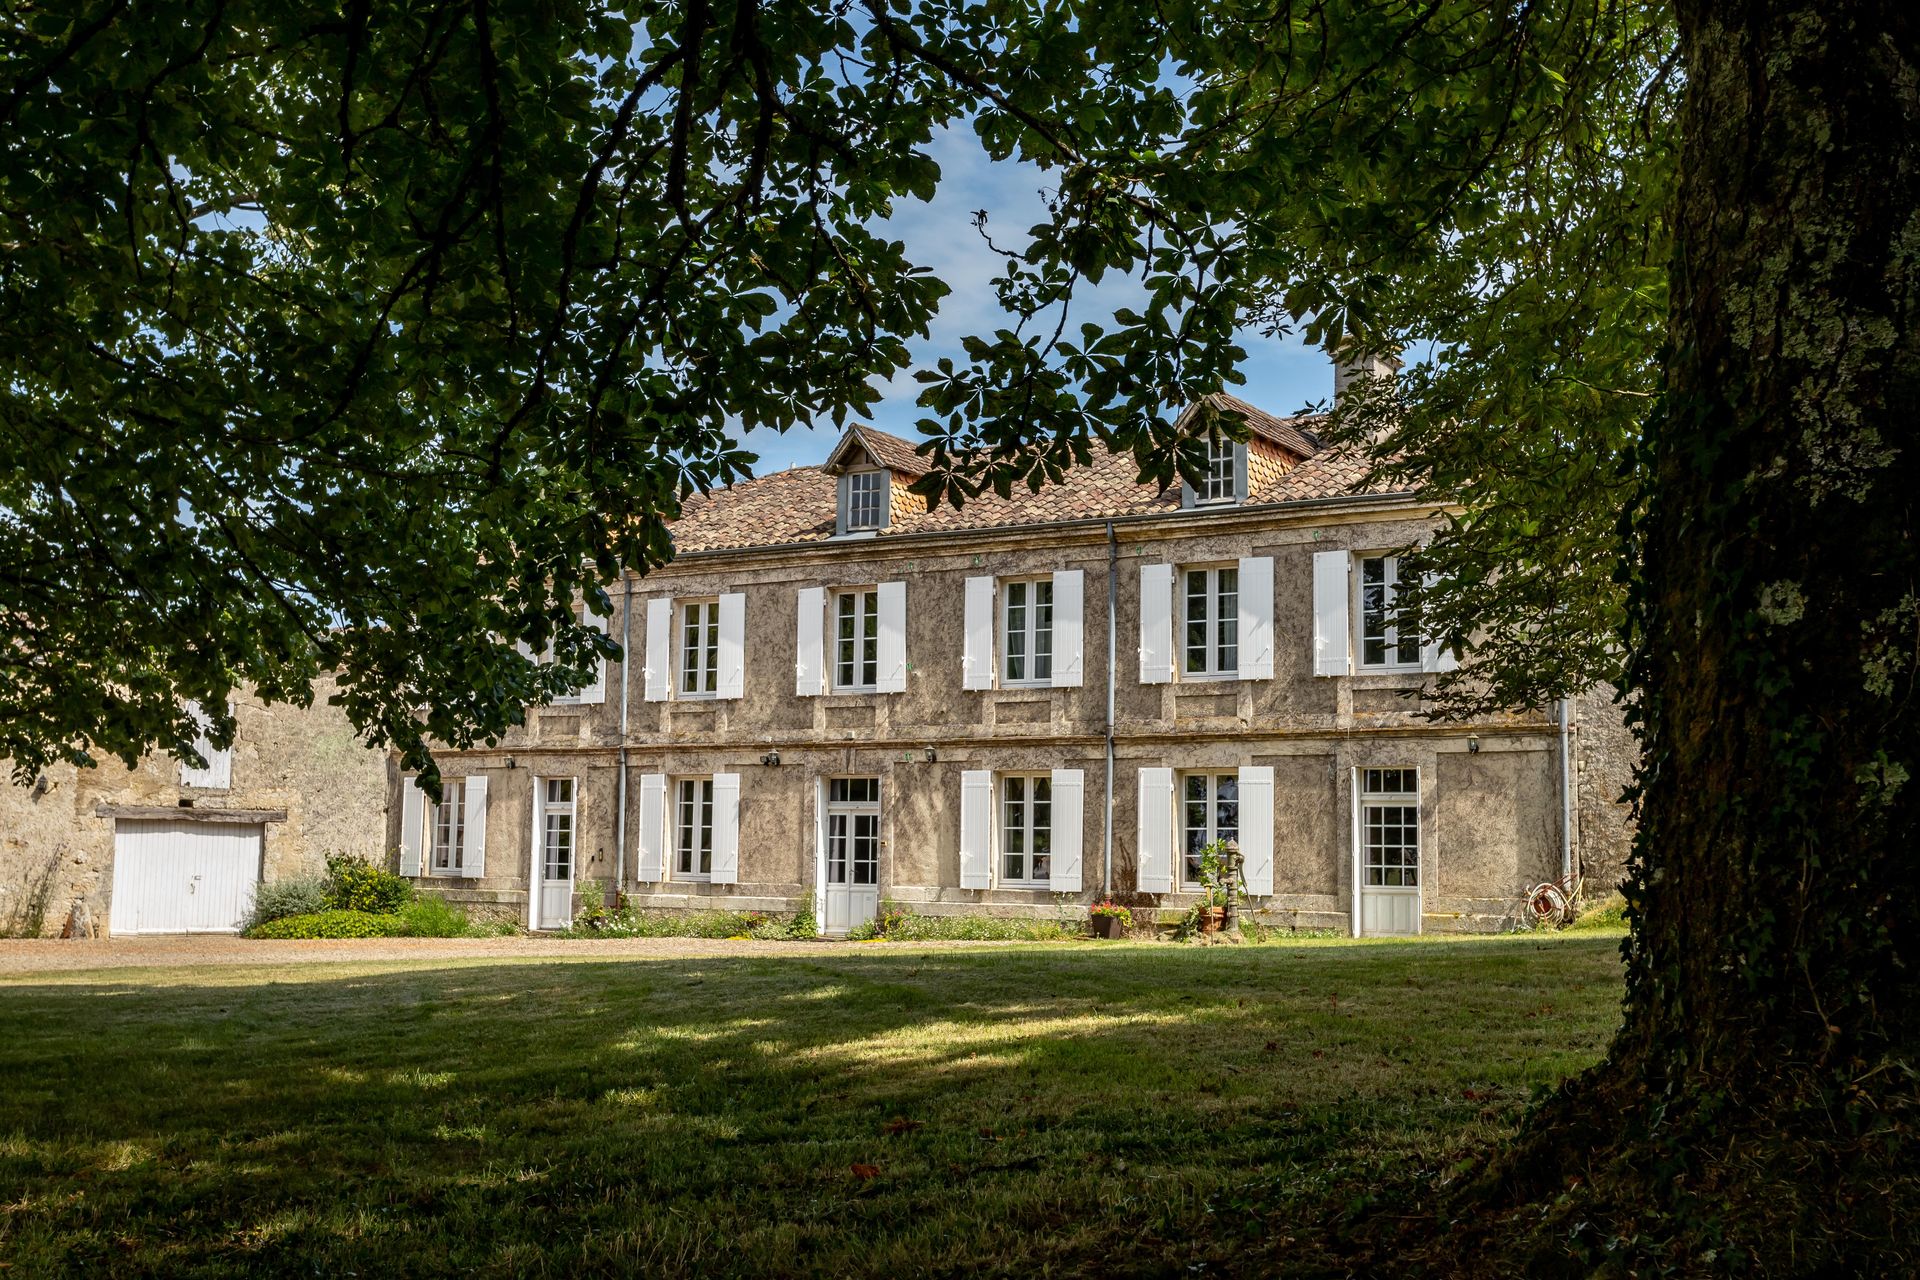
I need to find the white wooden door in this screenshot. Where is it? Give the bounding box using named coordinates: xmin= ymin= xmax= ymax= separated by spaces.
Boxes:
xmin=532 ymin=778 xmax=577 ymax=930
xmin=110 ymin=820 xmax=262 ymax=935
xmin=821 ymin=778 xmax=880 ymax=935
xmin=1357 ymin=768 xmax=1421 ymax=936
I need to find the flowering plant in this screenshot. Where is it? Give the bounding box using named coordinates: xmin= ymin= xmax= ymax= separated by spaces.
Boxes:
xmin=1088 ymin=899 xmax=1134 ymax=926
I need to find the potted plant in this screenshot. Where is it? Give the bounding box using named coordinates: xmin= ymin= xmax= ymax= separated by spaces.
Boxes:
xmin=1193 ymin=841 xmax=1242 ymax=934
xmin=1088 ymin=899 xmax=1133 ymax=939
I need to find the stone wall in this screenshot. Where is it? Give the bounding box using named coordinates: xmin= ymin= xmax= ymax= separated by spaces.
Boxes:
xmin=1572 ymin=684 xmax=1639 ymax=893
xmin=0 ymin=677 xmax=389 ymax=937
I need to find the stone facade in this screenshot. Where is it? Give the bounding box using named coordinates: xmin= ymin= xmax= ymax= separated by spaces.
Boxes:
xmin=0 ymin=677 xmax=390 ymax=937
xmin=400 ymin=425 xmax=1636 ymax=935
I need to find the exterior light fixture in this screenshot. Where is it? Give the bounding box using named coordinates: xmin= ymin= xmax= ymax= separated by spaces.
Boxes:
xmin=1467 ymin=735 xmax=1481 ymax=754
xmin=761 ymin=750 xmax=781 ymax=767
xmin=923 ymin=747 xmax=937 ymax=764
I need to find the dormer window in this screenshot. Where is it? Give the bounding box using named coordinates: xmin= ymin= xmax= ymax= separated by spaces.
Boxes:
xmin=1201 ymin=440 xmax=1237 ymax=503
xmin=840 ymin=469 xmax=888 ymax=534
xmin=1181 ymin=437 xmax=1247 ymax=508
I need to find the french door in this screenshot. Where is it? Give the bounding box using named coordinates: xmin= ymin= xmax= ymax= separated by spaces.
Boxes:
xmin=821 ymin=778 xmax=880 ymax=935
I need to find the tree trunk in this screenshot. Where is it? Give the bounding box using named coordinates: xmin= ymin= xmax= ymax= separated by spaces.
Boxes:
xmin=1628 ymin=0 xmax=1918 ymax=1120
xmin=1409 ymin=3 xmax=1920 ymax=1270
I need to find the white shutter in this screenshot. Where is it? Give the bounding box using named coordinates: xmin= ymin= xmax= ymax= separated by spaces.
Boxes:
xmin=636 ymin=773 xmax=667 ymax=882
xmin=1238 ymin=556 xmax=1274 ymax=679
xmin=1312 ymin=551 xmax=1352 ymax=677
xmin=710 ymin=773 xmax=741 ymax=884
xmin=399 ymin=776 xmax=425 ymax=876
xmin=463 ymin=775 xmax=489 ymax=877
xmin=644 ymin=598 xmax=672 ymax=701
xmin=179 ymin=700 xmax=232 ymax=789
xmin=959 ymin=769 xmax=992 ymax=889
xmin=1050 ymin=768 xmax=1084 ymax=891
xmin=1237 ymin=765 xmax=1273 ymax=896
xmin=1421 ymin=572 xmax=1460 ymax=672
xmin=877 ymin=580 xmax=908 ymax=693
xmin=1051 ymin=569 xmax=1084 ymax=688
xmin=962 ymin=576 xmax=994 ymax=690
xmin=1139 ymin=564 xmax=1174 ymax=684
xmin=576 ymin=604 xmax=607 ymax=704
xmin=717 ymin=592 xmax=746 ymax=699
xmin=795 ymin=587 xmax=825 ymax=696
xmin=1136 ymin=767 xmax=1175 ymax=892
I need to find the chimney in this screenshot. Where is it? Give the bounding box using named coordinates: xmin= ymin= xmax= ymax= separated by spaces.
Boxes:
xmin=1332 ymin=346 xmax=1403 ymax=406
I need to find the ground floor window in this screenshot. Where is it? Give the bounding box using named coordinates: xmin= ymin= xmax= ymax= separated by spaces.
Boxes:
xmin=543 ymin=778 xmax=575 ymax=882
xmin=676 ymin=777 xmax=715 ymax=878
xmin=431 ymin=779 xmax=466 ymax=874
xmin=1181 ymin=772 xmax=1239 ymax=885
xmin=826 ymin=777 xmax=879 ymax=886
xmin=1361 ymin=768 xmax=1419 ymax=887
xmin=999 ymin=774 xmax=1052 ymax=885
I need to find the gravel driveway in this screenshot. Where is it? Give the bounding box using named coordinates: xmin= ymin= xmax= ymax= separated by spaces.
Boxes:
xmin=0 ymin=933 xmax=1023 ymax=976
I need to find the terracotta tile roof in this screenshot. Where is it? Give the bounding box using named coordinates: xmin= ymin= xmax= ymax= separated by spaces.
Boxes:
xmin=668 ymin=407 xmax=1408 ymax=555
xmin=1181 ymin=392 xmax=1324 ymax=459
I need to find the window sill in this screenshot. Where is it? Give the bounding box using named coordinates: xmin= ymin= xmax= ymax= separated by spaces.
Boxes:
xmin=674 ymin=692 xmax=721 ymax=702
xmin=1176 ymin=672 xmax=1241 ymax=684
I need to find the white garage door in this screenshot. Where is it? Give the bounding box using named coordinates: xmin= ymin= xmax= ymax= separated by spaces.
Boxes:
xmin=110 ymin=820 xmax=263 ymax=935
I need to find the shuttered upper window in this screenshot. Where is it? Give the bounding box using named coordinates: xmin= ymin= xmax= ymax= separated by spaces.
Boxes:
xmin=1357 ymin=555 xmax=1421 ymax=669
xmin=833 ymin=589 xmax=879 ymax=691
xmin=679 ymin=599 xmax=720 ymax=695
xmin=1002 ymin=578 xmax=1054 ymax=685
xmin=1183 ymin=565 xmax=1239 ymax=677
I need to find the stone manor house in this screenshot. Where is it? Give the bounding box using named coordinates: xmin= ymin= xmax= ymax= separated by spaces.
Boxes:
xmin=1 ymin=361 xmax=1635 ymax=938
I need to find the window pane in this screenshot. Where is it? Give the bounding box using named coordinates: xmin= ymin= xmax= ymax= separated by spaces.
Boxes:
xmin=1033 ymin=582 xmax=1053 ymax=682
xmin=1006 ymin=582 xmax=1027 ymax=682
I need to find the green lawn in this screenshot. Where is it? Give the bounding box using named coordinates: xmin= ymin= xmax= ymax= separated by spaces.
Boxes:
xmin=0 ymin=935 xmax=1623 ymax=1277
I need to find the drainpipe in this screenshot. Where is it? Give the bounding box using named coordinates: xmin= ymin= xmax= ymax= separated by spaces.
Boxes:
xmin=1557 ymin=697 xmax=1574 ymax=887
xmin=1103 ymin=519 xmax=1118 ymax=896
xmin=615 ymin=575 xmax=634 ymax=899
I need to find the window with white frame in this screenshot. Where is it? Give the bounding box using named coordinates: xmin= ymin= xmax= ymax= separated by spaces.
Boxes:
xmin=1357 ymin=555 xmax=1421 ymax=669
xmin=1201 ymin=439 xmax=1237 ymax=503
xmin=999 ymin=774 xmax=1053 ymax=885
xmin=1182 ymin=565 xmax=1239 ymax=677
xmin=679 ymin=598 xmax=720 ymax=695
xmin=842 ymin=470 xmax=887 ymax=532
xmin=675 ymin=777 xmax=715 ymax=879
xmin=833 ymin=588 xmax=879 ymax=691
xmin=1180 ymin=772 xmax=1239 ymax=885
xmin=542 ymin=778 xmax=575 ymax=882
xmin=1360 ymin=768 xmax=1420 ymax=887
xmin=1002 ymin=578 xmax=1054 ymax=685
xmin=431 ymin=779 xmax=466 ymax=874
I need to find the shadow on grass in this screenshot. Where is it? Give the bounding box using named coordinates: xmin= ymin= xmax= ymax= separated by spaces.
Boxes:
xmin=0 ymin=938 xmax=1623 ymax=1278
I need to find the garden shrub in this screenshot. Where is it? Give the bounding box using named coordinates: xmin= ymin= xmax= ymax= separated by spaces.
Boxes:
xmin=324 ymin=853 xmax=414 ymax=914
xmin=560 ymin=906 xmax=814 ymax=940
xmin=248 ymin=875 xmax=330 ymax=929
xmin=865 ymin=903 xmax=1075 ymax=942
xmin=246 ymin=909 xmax=398 ymax=939
xmin=396 ymin=896 xmax=471 ymax=937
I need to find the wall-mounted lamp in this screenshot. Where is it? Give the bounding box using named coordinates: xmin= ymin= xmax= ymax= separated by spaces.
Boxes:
xmin=1467 ymin=735 xmax=1481 ymax=754
xmin=505 ymin=755 xmax=517 ymax=770
xmin=761 ymin=750 xmax=781 ymax=767
xmin=923 ymin=746 xmax=937 ymax=764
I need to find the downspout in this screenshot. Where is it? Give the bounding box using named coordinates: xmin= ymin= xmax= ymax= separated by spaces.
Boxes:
xmin=615 ymin=576 xmax=634 ymax=897
xmin=1103 ymin=520 xmax=1118 ymax=896
xmin=1557 ymin=696 xmax=1574 ymax=887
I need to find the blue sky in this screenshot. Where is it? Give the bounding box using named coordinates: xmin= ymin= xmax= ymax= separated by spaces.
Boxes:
xmin=737 ymin=126 xmax=1337 ymax=474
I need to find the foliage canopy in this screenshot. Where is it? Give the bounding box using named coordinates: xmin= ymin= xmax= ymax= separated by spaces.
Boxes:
xmin=2 ymin=0 xmax=1668 ymax=779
